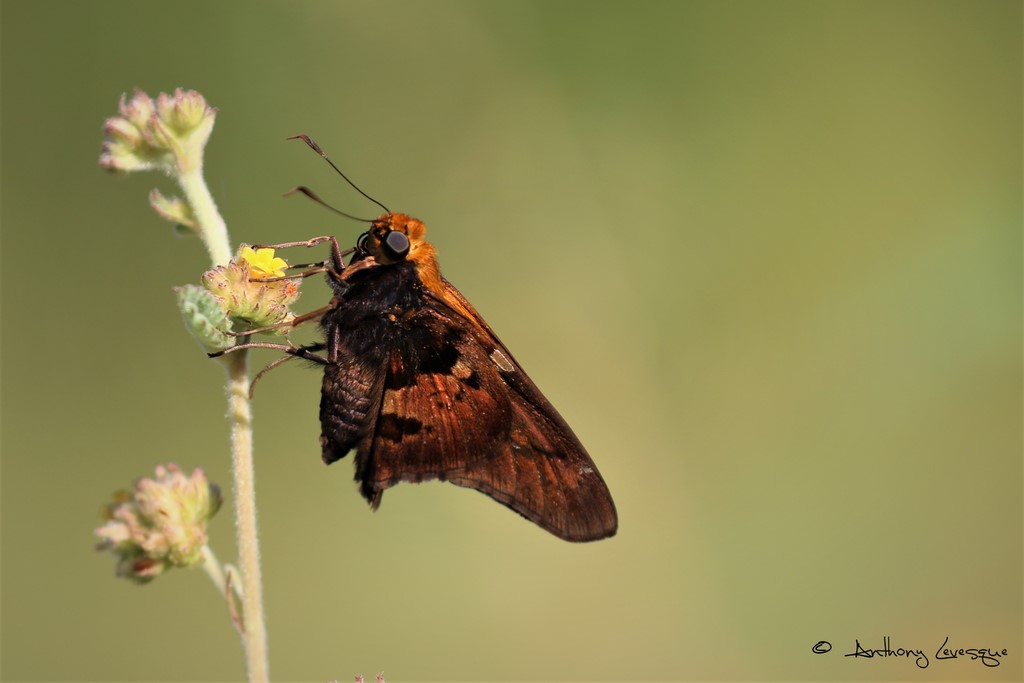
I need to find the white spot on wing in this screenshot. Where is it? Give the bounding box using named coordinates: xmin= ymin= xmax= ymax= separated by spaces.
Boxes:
xmin=490 ymin=348 xmax=515 ymax=373
xmin=451 ymin=359 xmax=473 ymax=380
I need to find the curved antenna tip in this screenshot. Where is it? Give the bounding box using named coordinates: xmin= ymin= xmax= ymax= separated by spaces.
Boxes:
xmin=283 ymin=185 xmax=374 ymax=223
xmin=288 ymin=135 xmax=390 ymax=214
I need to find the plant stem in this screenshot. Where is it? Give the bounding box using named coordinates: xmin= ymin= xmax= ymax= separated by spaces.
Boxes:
xmin=200 ymin=545 xmax=229 ymax=599
xmin=177 ymin=167 xmax=232 ymax=266
xmin=181 ymin=159 xmax=268 ymax=682
xmin=200 ymin=545 xmax=245 ymax=640
xmin=226 ymin=349 xmax=269 ymax=683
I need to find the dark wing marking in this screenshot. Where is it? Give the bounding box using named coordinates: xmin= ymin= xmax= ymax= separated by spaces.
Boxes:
xmin=352 ymin=304 xmax=511 ymax=504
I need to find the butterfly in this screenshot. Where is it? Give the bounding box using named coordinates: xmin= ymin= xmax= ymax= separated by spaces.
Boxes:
xmin=236 ymin=136 xmax=617 ymax=542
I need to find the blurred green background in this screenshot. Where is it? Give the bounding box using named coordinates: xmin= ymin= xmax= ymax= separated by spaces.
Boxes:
xmin=2 ymin=1 xmax=1020 ymax=681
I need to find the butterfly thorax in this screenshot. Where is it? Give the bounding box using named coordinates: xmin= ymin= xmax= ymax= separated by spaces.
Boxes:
xmin=323 ymin=259 xmax=427 ymax=349
xmin=330 ymin=212 xmax=477 ymax=326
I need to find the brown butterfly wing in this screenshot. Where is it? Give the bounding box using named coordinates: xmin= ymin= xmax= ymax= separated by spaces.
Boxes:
xmin=444 ymin=383 xmax=620 ymax=542
xmin=351 ymin=317 xmax=511 ymax=495
xmin=354 ymin=281 xmax=618 ymax=542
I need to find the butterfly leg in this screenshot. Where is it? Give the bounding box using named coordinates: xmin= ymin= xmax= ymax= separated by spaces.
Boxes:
xmin=223 ymin=302 xmax=336 ymax=338
xmin=209 ymin=340 xmax=330 ymax=365
xmin=250 ymin=235 xmax=350 ymax=273
xmin=248 ymin=342 xmax=328 ymax=397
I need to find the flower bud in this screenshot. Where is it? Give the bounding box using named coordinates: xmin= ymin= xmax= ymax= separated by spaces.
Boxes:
xmin=149 ymin=189 xmax=197 ymax=233
xmin=95 ymin=464 xmax=222 ymax=584
xmin=202 ymin=246 xmax=300 ymax=332
xmin=99 ymin=88 xmax=216 ymax=175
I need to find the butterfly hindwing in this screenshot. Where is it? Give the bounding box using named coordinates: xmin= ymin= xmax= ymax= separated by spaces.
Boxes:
xmin=320 ymin=345 xmax=386 ymax=466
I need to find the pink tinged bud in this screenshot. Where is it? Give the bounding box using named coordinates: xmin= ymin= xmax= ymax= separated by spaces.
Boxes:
xmin=95 ymin=464 xmax=222 ymax=584
xmin=119 ymin=89 xmax=156 ymax=129
xmin=103 ymin=116 xmax=142 ymax=145
xmin=155 ymin=90 xmax=177 ymax=127
xmin=99 ymin=139 xmax=160 ymax=173
xmin=141 ymin=112 xmax=175 ymax=150
xmin=99 ymin=88 xmax=217 ymax=175
xmin=157 ymin=88 xmax=214 ymax=134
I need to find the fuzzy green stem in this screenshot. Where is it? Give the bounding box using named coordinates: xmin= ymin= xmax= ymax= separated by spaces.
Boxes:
xmin=180 ymin=157 xmax=268 ymax=681
xmin=177 ymin=167 xmax=232 ymax=266
xmin=215 ymin=558 xmax=246 ymax=640
xmin=200 ymin=545 xmax=226 ymax=597
xmin=200 ymin=546 xmax=244 ymax=603
xmin=226 ymin=350 xmax=269 ymax=683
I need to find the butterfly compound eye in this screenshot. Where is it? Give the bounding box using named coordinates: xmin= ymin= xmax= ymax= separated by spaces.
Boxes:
xmin=382 ymin=230 xmax=410 ymax=260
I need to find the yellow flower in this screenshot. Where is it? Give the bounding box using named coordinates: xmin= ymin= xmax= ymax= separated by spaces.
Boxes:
xmin=201 ymin=246 xmax=301 ymax=332
xmin=240 ymin=246 xmax=288 ymax=279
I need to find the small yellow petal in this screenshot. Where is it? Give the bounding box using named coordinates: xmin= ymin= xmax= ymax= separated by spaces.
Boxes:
xmin=241 ymin=246 xmax=288 ymax=278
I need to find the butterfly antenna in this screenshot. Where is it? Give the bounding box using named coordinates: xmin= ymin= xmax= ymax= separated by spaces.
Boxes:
xmin=283 ymin=186 xmax=374 ymax=222
xmin=288 ymin=134 xmax=391 ymax=214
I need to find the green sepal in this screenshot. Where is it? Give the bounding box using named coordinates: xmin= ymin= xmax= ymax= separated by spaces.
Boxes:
xmin=174 ymin=284 xmax=234 ymax=352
